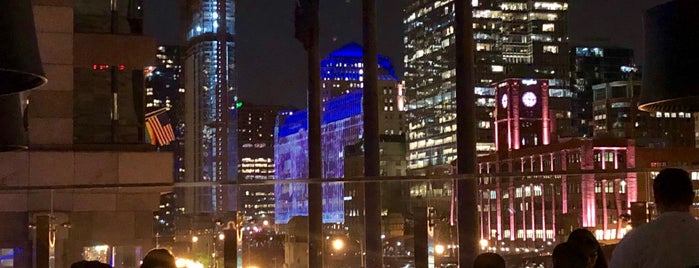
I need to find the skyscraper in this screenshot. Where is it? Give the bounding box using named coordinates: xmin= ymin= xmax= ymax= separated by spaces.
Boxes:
xmin=145 ymin=45 xmax=185 ymax=181
xmin=237 ymin=103 xmax=286 ymax=223
xmin=183 ymin=0 xmax=237 ymax=214
xmin=570 ymin=46 xmax=635 ymax=137
xmin=403 ymin=0 xmax=569 ymax=172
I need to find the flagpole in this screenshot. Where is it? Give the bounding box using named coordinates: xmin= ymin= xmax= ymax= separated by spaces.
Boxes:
xmin=145 ymin=106 xmax=170 ymax=118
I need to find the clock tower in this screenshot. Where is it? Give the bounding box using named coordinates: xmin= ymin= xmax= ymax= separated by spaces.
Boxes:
xmin=494 ymin=78 xmax=551 ymax=152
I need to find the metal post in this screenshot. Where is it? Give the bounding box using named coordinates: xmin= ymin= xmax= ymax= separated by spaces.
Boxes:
xmin=455 ymin=0 xmax=478 ymax=267
xmin=362 ymin=0 xmax=382 ymax=267
xmin=306 ymin=0 xmax=323 ymax=267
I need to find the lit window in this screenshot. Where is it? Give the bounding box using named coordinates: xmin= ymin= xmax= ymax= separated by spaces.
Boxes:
xmin=542 ymin=23 xmax=555 ymax=32
xmin=476 ymin=43 xmax=492 ymax=51
xmin=543 ymin=45 xmax=559 ymax=54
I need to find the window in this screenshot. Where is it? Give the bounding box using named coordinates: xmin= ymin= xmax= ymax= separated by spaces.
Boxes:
xmin=477 ymin=43 xmax=492 ymax=51
xmin=542 ymin=23 xmax=555 ymax=32
xmin=543 ymin=45 xmax=558 ymax=53
xmin=605 ymin=181 xmax=614 ymax=193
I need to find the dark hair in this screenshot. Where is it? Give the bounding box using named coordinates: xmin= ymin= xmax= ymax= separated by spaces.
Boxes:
xmin=473 ymin=252 xmax=506 ymax=268
xmin=552 ymin=242 xmax=588 ymax=268
xmin=140 ymin=248 xmax=176 ymax=268
xmin=71 ymin=261 xmax=112 ymax=268
xmin=567 ymin=228 xmax=607 ymax=268
xmin=653 ymin=168 xmax=694 ymax=208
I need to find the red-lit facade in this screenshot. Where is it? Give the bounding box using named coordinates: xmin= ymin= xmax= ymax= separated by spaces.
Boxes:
xmin=478 ymin=140 xmax=699 ymax=255
xmin=476 ymin=77 xmax=699 ymax=255
xmin=495 ymin=78 xmax=551 ymax=152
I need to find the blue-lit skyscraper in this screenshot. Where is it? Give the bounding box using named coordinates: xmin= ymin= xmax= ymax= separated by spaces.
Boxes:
xmin=183 ymin=0 xmax=237 ymax=214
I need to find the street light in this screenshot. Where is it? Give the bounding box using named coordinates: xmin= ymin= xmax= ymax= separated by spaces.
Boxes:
xmin=332 ymin=238 xmax=345 ymax=251
xmin=479 ymin=239 xmax=488 ymax=250
xmin=435 ymin=244 xmax=445 ymax=255
xmin=192 ymin=236 xmax=199 ymax=243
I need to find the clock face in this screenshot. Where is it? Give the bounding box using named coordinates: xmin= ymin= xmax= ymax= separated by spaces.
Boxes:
xmin=501 ymin=94 xmax=508 ymax=109
xmin=522 ymin=92 xmax=537 ymax=107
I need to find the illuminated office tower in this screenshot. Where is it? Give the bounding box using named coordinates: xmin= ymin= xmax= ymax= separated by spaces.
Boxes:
xmin=237 ymin=103 xmax=286 ymax=223
xmin=145 ymin=46 xmax=186 ymax=181
xmin=404 ymin=0 xmax=569 ymax=172
xmin=570 ymin=47 xmax=635 ymax=137
xmin=183 ymin=0 xmax=238 ymax=213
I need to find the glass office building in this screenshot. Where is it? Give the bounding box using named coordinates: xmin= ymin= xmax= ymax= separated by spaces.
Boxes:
xmin=183 ymin=0 xmax=238 ymax=213
xmin=404 ymin=0 xmax=569 ymax=172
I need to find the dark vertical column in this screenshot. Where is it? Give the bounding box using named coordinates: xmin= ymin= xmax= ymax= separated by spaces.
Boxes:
xmin=362 ymin=0 xmax=381 ymax=267
xmin=306 ymin=0 xmax=323 ymax=267
xmin=36 ymin=215 xmax=49 ymax=268
xmin=110 ymin=0 xmax=119 ymax=143
xmin=414 ymin=206 xmax=427 ymax=268
xmin=223 ymin=229 xmax=237 ymax=268
xmin=455 ymin=0 xmax=478 ymax=266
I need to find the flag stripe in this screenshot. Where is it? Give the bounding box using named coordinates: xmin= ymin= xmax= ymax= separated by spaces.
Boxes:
xmin=145 ymin=122 xmax=157 ymax=145
xmin=145 ymin=112 xmax=175 ymax=146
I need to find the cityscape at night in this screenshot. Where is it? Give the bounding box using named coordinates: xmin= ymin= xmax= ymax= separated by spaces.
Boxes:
xmin=0 ymin=0 xmax=698 ymax=268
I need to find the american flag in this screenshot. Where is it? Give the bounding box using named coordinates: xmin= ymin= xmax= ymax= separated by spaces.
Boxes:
xmin=146 ymin=112 xmax=175 ymax=146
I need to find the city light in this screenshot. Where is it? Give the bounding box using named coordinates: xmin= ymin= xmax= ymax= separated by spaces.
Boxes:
xmin=332 ymin=238 xmax=345 ymax=251
xmin=218 ymin=233 xmax=225 ymax=241
xmin=175 ymin=258 xmax=204 ymax=268
xmin=435 ymin=244 xmax=445 ymax=255
xmin=191 ymin=236 xmax=198 ymax=243
xmin=479 ymin=239 xmax=489 ymax=249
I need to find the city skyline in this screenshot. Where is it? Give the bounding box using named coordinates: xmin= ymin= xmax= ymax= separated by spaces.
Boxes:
xmin=144 ymin=0 xmax=671 ymax=109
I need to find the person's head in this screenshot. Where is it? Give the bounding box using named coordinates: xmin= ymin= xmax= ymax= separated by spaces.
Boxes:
xmin=71 ymin=261 xmax=112 ymax=268
xmin=567 ymin=228 xmax=602 ymax=266
xmin=140 ymin=248 xmax=176 ymax=268
xmin=653 ymin=168 xmax=695 ymax=213
xmin=473 ymin=252 xmax=506 ymax=268
xmin=552 ymin=242 xmax=589 ymax=268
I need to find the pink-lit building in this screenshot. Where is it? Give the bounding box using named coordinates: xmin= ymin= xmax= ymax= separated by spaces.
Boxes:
xmin=478 ymin=138 xmax=637 ymax=249
xmin=476 ymin=78 xmax=699 ymax=255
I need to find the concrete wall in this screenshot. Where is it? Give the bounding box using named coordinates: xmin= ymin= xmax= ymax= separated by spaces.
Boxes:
xmin=0 ymin=2 xmax=171 ymax=267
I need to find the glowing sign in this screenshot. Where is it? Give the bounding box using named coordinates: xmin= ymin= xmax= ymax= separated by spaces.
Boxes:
xmin=522 ymin=79 xmax=538 ymax=86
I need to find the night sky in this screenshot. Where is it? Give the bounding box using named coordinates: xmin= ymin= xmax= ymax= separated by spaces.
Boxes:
xmin=144 ymin=0 xmax=671 ymax=109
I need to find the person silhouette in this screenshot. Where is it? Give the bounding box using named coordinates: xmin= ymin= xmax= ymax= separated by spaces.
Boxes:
xmin=70 ymin=260 xmax=112 ymax=268
xmin=609 ymin=168 xmax=699 ymax=267
xmin=140 ymin=248 xmax=176 ymax=268
xmin=567 ymin=228 xmax=607 ymax=268
xmin=473 ymin=252 xmax=506 ymax=268
xmin=552 ymin=242 xmax=589 ymax=268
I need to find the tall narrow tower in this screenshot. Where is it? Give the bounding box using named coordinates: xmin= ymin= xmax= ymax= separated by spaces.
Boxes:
xmin=183 ymin=0 xmax=237 ymax=213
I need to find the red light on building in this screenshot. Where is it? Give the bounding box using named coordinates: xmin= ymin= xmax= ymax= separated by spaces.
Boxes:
xmin=91 ymin=64 xmax=125 ymax=71
xmin=92 ymin=64 xmax=111 ymax=71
